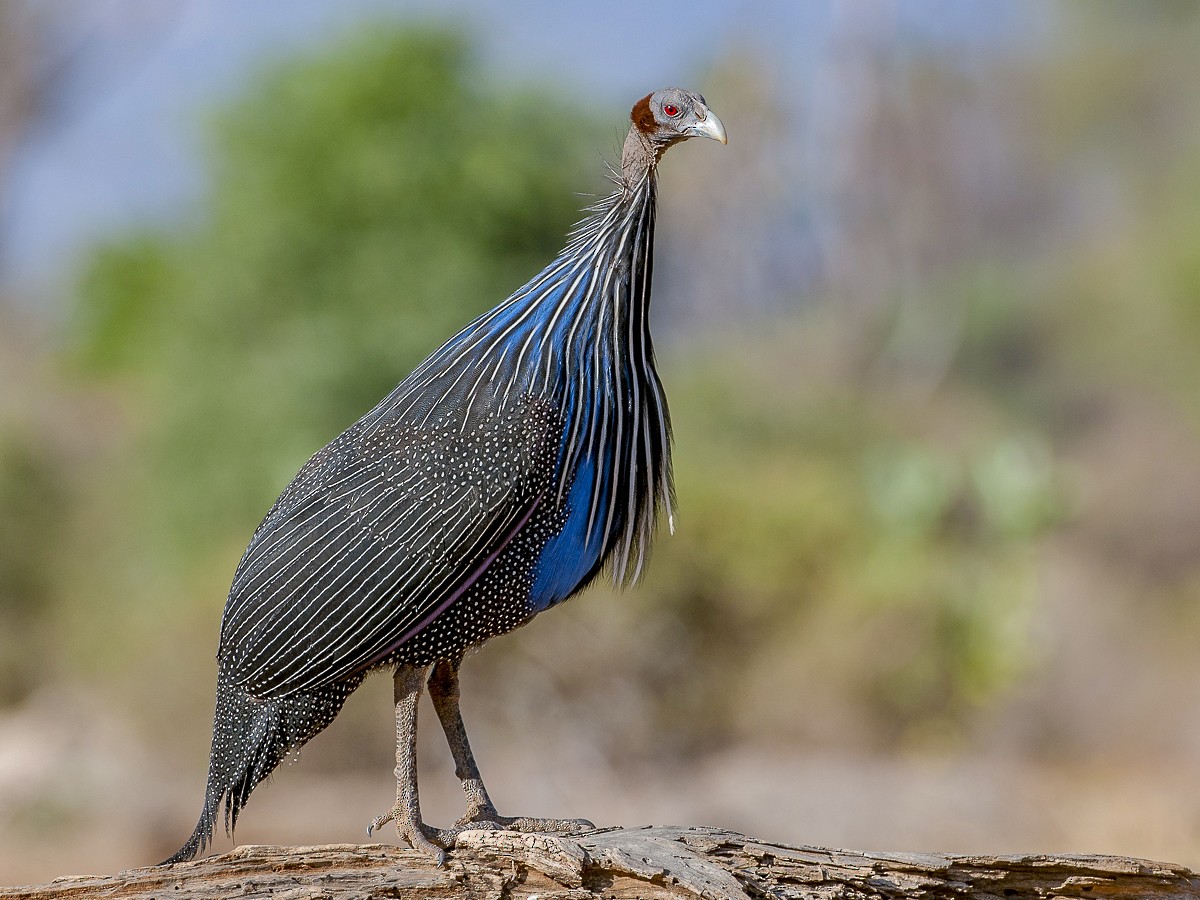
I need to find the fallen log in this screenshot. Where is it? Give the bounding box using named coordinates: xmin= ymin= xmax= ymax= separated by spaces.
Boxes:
xmin=5 ymin=825 xmax=1198 ymax=899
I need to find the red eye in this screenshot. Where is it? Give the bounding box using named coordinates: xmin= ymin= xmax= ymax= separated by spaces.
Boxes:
xmin=663 ymin=103 xmax=680 ymax=117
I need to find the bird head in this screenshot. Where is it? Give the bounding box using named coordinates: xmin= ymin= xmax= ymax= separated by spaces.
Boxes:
xmin=631 ymin=88 xmax=728 ymax=149
xmin=622 ymin=87 xmax=725 ymax=183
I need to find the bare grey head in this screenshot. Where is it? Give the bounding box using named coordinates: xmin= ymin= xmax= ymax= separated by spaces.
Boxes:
xmin=622 ymin=87 xmax=727 ymax=183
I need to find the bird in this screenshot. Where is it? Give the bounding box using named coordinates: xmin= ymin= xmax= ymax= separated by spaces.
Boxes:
xmin=162 ymin=86 xmax=726 ymax=866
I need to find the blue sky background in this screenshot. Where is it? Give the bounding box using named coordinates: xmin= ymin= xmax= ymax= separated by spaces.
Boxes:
xmin=5 ymin=0 xmax=1035 ymax=294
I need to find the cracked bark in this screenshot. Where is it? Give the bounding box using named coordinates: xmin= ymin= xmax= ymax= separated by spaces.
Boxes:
xmin=5 ymin=826 xmax=1198 ymax=899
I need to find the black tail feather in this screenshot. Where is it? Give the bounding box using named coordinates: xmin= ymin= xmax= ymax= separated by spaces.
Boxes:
xmin=160 ymin=672 xmax=360 ymax=865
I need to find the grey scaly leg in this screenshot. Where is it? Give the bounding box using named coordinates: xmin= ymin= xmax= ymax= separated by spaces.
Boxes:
xmin=368 ymin=665 xmax=447 ymax=864
xmin=427 ymin=656 xmax=501 ymax=825
xmin=426 ymin=654 xmax=593 ymax=834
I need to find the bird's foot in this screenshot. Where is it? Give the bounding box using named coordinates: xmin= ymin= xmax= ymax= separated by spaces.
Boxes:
xmin=368 ymin=799 xmax=594 ymax=865
xmin=368 ymin=805 xmax=451 ymax=865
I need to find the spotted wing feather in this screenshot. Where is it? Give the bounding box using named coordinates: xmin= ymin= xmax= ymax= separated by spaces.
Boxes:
xmin=218 ymin=397 xmax=558 ymax=698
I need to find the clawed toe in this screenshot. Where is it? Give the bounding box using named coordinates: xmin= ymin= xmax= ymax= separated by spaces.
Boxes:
xmin=366 ymin=809 xmax=394 ymax=836
xmin=501 ymin=815 xmax=595 ymax=834
xmin=453 ymin=815 xmax=504 ymax=831
xmin=457 ymin=812 xmax=595 ymax=835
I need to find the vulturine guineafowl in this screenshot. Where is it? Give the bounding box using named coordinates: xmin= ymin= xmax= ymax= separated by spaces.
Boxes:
xmin=163 ymin=87 xmax=726 ymax=866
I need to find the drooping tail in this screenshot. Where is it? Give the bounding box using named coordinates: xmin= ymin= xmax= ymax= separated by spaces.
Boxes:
xmin=160 ymin=671 xmax=360 ymax=865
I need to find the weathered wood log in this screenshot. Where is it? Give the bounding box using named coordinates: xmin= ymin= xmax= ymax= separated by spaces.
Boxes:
xmin=5 ymin=826 xmax=1198 ymax=900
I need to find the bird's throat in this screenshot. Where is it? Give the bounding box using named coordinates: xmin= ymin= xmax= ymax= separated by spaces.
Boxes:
xmin=621 ymin=126 xmax=661 ymax=188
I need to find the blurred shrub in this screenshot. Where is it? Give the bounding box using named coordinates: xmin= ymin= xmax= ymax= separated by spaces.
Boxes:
xmin=74 ymin=26 xmax=604 ymax=574
xmin=635 ymin=337 xmax=1062 ymax=751
xmin=0 ymin=429 xmax=66 ymax=706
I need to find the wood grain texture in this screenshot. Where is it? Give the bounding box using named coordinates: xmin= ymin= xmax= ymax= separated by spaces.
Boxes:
xmin=5 ymin=826 xmax=1198 ymax=900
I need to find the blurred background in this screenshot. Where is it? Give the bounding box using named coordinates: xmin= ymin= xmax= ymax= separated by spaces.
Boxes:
xmin=3 ymin=0 xmax=1200 ymax=884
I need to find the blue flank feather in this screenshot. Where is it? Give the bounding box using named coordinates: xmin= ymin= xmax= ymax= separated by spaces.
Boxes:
xmin=529 ymin=455 xmax=607 ymax=612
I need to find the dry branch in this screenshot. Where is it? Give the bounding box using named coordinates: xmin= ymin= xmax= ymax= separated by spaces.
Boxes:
xmin=5 ymin=826 xmax=1198 ymax=900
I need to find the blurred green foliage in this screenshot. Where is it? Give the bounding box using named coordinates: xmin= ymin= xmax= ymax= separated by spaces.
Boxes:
xmin=0 ymin=431 xmax=66 ymax=705
xmin=606 ymin=338 xmax=1060 ymax=752
xmin=75 ymin=26 xmax=605 ymax=563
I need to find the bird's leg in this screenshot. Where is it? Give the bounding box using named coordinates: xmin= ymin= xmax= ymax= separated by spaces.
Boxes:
xmin=427 ymin=655 xmax=594 ymax=835
xmin=367 ymin=664 xmax=449 ymax=864
xmin=426 ymin=656 xmax=500 ymax=826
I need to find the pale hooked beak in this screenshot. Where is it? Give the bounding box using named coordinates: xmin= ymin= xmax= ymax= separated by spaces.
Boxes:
xmin=689 ymin=108 xmax=728 ymax=145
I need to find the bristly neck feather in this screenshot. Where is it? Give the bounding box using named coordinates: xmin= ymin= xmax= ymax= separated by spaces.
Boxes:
xmin=622 ymin=111 xmax=672 ymax=186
